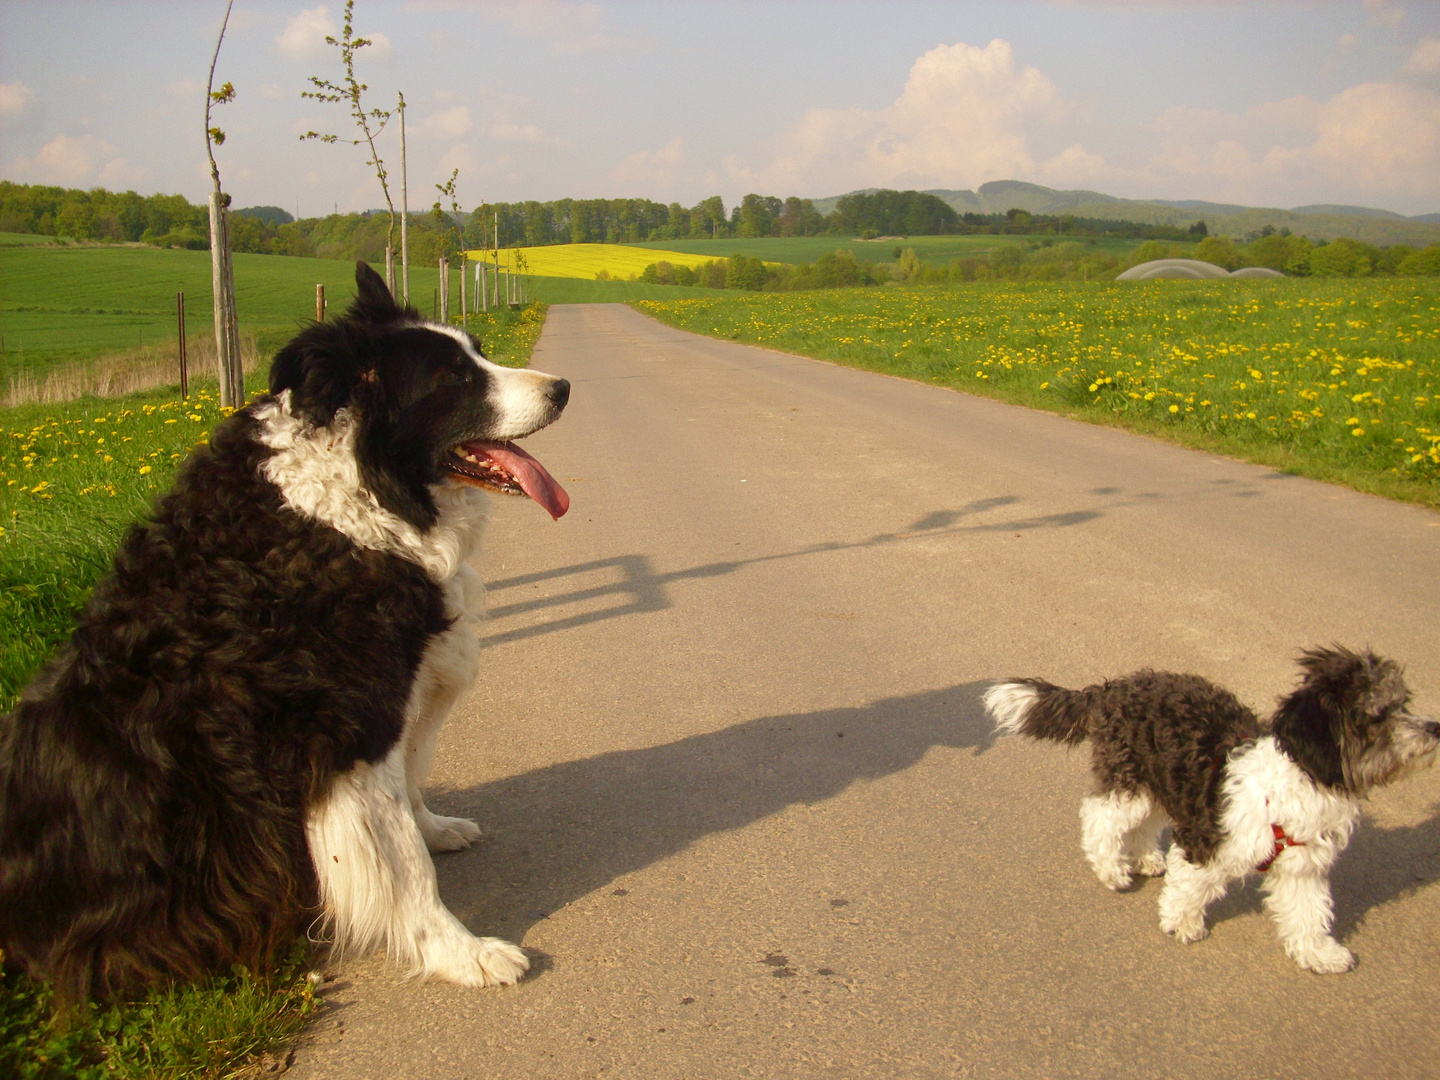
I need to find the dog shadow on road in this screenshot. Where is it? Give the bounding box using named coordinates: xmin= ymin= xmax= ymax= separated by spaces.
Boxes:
xmin=433 ymin=682 xmax=995 ymax=946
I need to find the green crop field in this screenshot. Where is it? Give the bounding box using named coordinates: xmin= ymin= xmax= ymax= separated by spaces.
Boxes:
xmin=636 ymin=278 xmax=1440 ymax=508
xmin=0 ymin=244 xmax=540 ymax=386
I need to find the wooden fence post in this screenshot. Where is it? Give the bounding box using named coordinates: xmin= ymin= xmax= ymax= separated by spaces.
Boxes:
xmin=316 ymin=283 xmax=325 ymax=322
xmin=177 ymin=291 xmax=188 ymax=399
xmin=459 ymin=254 xmax=467 ymax=326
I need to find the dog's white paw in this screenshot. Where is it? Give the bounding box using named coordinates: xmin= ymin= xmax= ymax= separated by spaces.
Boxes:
xmin=1294 ymin=939 xmax=1355 ymax=975
xmin=1134 ymin=851 xmax=1167 ymax=877
xmin=1093 ymin=864 xmax=1133 ymax=891
xmin=426 ymin=935 xmax=530 ymax=987
xmin=418 ymin=811 xmax=482 ymax=853
xmin=1168 ymin=922 xmax=1210 ymax=945
xmin=1159 ymin=907 xmax=1210 ymax=943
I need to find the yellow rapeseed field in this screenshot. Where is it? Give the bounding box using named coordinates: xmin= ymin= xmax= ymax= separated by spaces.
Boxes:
xmin=464 ymin=243 xmax=730 ymax=279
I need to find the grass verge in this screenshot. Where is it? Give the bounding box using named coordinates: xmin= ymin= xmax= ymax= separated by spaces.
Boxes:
xmin=0 ymin=945 xmax=318 ymax=1080
xmin=634 ymin=278 xmax=1440 ymax=509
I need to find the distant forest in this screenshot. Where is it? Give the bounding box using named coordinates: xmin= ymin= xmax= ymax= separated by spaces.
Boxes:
xmin=1 ymin=181 xmax=1218 ymax=262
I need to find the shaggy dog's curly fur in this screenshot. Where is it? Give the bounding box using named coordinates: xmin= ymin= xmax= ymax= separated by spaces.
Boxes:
xmin=0 ymin=263 xmax=569 ymax=1005
xmin=985 ymin=647 xmax=1440 ymax=973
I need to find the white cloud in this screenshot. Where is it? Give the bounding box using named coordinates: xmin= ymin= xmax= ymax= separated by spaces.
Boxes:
xmin=8 ymin=132 xmax=140 ymax=187
xmin=421 ymin=105 xmax=472 ymax=138
xmin=489 ymin=121 xmax=559 ymax=145
xmin=277 ymin=7 xmax=337 ymax=62
xmin=715 ymin=35 xmax=1439 ymax=212
xmin=1142 ymin=81 xmax=1440 ymax=206
xmin=735 ymin=39 xmax=1072 ymax=195
xmin=611 ymin=137 xmax=687 ymax=189
xmin=1407 ymin=37 xmax=1440 ymax=77
xmin=364 ymin=31 xmax=394 ymax=61
xmin=0 ymin=81 xmax=35 ymax=119
xmin=1363 ymin=0 xmax=1405 ymax=30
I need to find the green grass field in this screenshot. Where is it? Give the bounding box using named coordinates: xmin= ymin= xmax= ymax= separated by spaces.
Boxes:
xmin=0 ymin=231 xmax=61 ymax=248
xmin=635 ymin=278 xmax=1440 ymax=508
xmin=0 ymin=245 xmax=520 ymax=381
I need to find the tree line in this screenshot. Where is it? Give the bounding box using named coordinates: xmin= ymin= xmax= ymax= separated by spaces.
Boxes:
xmin=0 ymin=181 xmax=1203 ymax=258
xmin=4 ymin=180 xmax=1437 ymax=281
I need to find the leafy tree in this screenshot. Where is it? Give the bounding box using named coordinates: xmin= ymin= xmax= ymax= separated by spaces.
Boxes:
xmin=725 ymin=253 xmax=768 ymax=290
xmin=1193 ymin=236 xmax=1241 ymax=270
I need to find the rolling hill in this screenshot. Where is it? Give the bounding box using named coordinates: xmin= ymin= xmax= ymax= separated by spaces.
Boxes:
xmin=812 ymin=181 xmax=1440 ymax=246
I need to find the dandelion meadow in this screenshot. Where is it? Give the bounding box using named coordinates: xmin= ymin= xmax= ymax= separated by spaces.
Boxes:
xmin=0 ymin=301 xmax=543 ymax=712
xmin=637 ymin=279 xmax=1440 ymax=507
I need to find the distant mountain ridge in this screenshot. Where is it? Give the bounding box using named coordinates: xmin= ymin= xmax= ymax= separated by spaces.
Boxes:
xmin=811 ymin=181 xmax=1440 ymax=246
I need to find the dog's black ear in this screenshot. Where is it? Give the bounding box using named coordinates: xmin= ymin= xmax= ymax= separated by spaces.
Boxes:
xmin=1272 ymin=646 xmax=1404 ymax=791
xmin=268 ymin=321 xmax=370 ymax=427
xmin=1272 ymin=683 xmax=1346 ymax=789
xmin=348 ymin=261 xmax=416 ymax=324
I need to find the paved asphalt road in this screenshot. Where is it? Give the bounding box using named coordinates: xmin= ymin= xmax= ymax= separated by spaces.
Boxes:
xmin=291 ymin=303 xmax=1440 ymax=1080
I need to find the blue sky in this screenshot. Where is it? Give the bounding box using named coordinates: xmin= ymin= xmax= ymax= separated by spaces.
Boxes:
xmin=1 ymin=1 xmax=1438 ymax=216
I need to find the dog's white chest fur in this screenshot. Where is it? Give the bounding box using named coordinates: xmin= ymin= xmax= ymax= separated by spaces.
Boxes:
xmin=255 ymin=390 xmax=489 ymax=583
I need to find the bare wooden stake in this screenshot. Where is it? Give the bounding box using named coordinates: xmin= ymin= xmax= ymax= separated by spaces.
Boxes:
xmin=316 ymin=283 xmax=326 ymax=322
xmin=459 ymin=253 xmax=467 ymax=326
xmin=177 ymin=291 xmax=188 ymax=399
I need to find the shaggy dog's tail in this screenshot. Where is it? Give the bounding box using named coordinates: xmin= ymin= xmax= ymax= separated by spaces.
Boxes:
xmin=984 ymin=679 xmax=1094 ymax=745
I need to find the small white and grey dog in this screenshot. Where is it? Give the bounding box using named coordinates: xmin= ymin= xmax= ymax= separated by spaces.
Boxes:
xmin=984 ymin=647 xmax=1439 ymax=973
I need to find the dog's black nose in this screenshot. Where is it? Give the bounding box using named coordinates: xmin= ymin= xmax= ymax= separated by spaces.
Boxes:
xmin=549 ymin=378 xmax=570 ymax=410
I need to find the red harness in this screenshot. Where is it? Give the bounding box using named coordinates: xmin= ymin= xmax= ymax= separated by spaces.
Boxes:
xmin=1256 ymin=822 xmax=1305 ymax=872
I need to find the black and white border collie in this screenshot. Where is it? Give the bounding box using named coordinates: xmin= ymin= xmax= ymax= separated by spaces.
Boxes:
xmin=984 ymin=647 xmax=1439 ymax=973
xmin=0 ymin=262 xmax=569 ymax=1005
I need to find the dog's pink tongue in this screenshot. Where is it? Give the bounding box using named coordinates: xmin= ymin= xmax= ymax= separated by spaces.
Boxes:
xmin=470 ymin=440 xmax=569 ymax=519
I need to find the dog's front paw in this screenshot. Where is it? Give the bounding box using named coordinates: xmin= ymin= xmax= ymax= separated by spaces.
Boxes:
xmin=1294 ymin=939 xmax=1355 ymax=975
xmin=1159 ymin=907 xmax=1210 ymax=944
xmin=428 ymin=935 xmax=530 ymax=987
xmin=1096 ymin=868 xmax=1133 ymax=891
xmin=1134 ymin=851 xmax=1167 ymax=877
xmin=1166 ymin=922 xmax=1210 ymax=944
xmin=418 ymin=811 xmax=483 ymax=852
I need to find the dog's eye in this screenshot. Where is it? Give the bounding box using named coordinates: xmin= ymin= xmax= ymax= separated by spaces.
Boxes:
xmin=440 ymin=370 xmax=467 ymax=387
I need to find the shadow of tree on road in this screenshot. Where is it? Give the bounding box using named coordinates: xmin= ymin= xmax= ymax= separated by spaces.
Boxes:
xmin=431 ymin=682 xmax=994 ymax=944
xmin=480 ymin=496 xmax=1098 ymax=649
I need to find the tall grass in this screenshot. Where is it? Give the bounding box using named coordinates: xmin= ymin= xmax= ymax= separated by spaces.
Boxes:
xmin=636 ymin=278 xmax=1440 ymax=507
